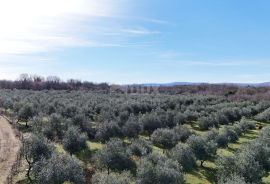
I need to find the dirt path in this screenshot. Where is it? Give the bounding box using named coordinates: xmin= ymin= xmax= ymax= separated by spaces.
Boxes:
xmin=0 ymin=116 xmax=21 ymax=184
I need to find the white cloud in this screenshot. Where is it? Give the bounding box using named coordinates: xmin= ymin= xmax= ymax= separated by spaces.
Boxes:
xmin=0 ymin=0 xmax=130 ymax=55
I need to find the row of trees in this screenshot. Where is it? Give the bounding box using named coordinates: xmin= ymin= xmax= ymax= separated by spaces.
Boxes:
xmin=255 ymin=107 xmax=270 ymax=122
xmin=197 ymin=102 xmax=268 ymax=130
xmin=90 ymin=118 xmax=258 ymax=183
xmin=217 ymin=127 xmax=270 ymax=184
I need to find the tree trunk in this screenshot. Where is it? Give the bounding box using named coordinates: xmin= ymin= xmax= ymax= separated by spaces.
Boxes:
xmin=200 ymin=160 xmax=204 ymax=167
xmin=25 ymin=155 xmax=33 ymax=182
xmin=26 ymin=164 xmax=32 ymax=182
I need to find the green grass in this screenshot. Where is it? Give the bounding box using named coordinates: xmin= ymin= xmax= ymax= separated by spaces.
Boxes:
xmin=75 ymin=141 xmax=104 ymax=163
xmin=88 ymin=140 xmax=104 ymax=151
xmin=55 ymin=141 xmax=104 ymax=164
xmin=55 ymin=143 xmax=66 ymax=153
xmin=262 ymin=171 xmax=270 ymax=184
xmin=185 ymin=123 xmax=207 ymax=136
xmin=152 ymin=145 xmax=165 ymax=154
xmin=185 ymin=161 xmax=217 ymax=184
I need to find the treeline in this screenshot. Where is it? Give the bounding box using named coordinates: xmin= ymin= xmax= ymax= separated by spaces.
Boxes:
xmin=0 ymin=74 xmax=109 ymax=91
xmin=1 ymin=74 xmax=270 ymax=102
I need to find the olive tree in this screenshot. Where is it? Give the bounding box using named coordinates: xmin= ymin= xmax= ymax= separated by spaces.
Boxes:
xmin=217 ymin=152 xmax=264 ymax=184
xmin=141 ymin=113 xmax=163 ymax=134
xmin=22 ymin=134 xmax=53 ymax=181
xmin=216 ymin=133 xmax=229 ymax=148
xmin=169 ymin=143 xmax=196 ymax=172
xmin=95 ymin=121 xmax=122 ymax=142
xmin=95 ymin=138 xmax=136 ymax=174
xmin=151 ymin=128 xmax=177 ymax=150
xmin=128 ymin=139 xmax=152 ymax=157
xmin=173 ymin=125 xmax=192 ymax=142
xmin=32 ymin=153 xmax=85 ymax=184
xmin=18 ymin=103 xmax=36 ymax=127
xmin=137 ymin=153 xmax=185 ymax=184
xmin=218 ymin=175 xmax=246 ymax=184
xmin=122 ymin=116 xmax=142 ymax=138
xmin=43 ymin=113 xmax=65 ymax=140
xmin=63 ymin=126 xmax=88 ymax=155
xmin=187 ymin=135 xmax=217 ymax=167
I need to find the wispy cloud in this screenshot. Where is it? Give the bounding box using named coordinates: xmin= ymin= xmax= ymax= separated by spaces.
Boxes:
xmin=181 ymin=61 xmax=252 ymax=67
xmin=121 ymin=28 xmax=159 ymax=35
xmin=0 ymin=0 xmax=167 ymax=56
xmin=126 ymin=16 xmax=173 ymax=25
xmin=0 ymin=0 xmax=143 ymax=56
xmin=155 ymin=59 xmax=264 ymax=67
xmin=154 ymin=50 xmax=194 ymax=59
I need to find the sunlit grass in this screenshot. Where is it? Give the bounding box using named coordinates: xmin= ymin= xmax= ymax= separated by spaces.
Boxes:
xmin=55 ymin=143 xmax=66 ymax=153
xmin=88 ymin=140 xmax=104 ymax=151
xmin=262 ymin=171 xmax=270 ymax=184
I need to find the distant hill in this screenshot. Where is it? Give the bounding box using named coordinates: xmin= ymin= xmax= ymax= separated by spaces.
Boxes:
xmin=137 ymin=82 xmax=270 ymax=87
xmin=141 ymin=82 xmax=204 ymax=87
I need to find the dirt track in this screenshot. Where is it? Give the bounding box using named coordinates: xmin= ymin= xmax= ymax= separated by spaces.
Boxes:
xmin=0 ymin=116 xmax=21 ymax=184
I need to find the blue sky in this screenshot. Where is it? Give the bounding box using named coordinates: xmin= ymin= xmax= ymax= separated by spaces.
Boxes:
xmin=0 ymin=0 xmax=270 ymax=84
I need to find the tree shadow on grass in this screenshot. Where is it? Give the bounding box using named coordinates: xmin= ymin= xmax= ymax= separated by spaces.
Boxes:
xmin=187 ymin=165 xmax=217 ymax=184
xmin=187 ymin=170 xmax=205 ymax=179
xmin=241 ymin=132 xmax=258 ymax=140
xmin=16 ymin=178 xmax=29 ymax=184
xmin=75 ymin=148 xmax=96 ymax=164
xmin=200 ymin=166 xmax=217 ymax=184
xmin=227 ymin=146 xmax=237 ymax=152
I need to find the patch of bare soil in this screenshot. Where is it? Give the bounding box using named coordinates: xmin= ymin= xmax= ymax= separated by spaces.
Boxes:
xmin=0 ymin=116 xmax=21 ymax=184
